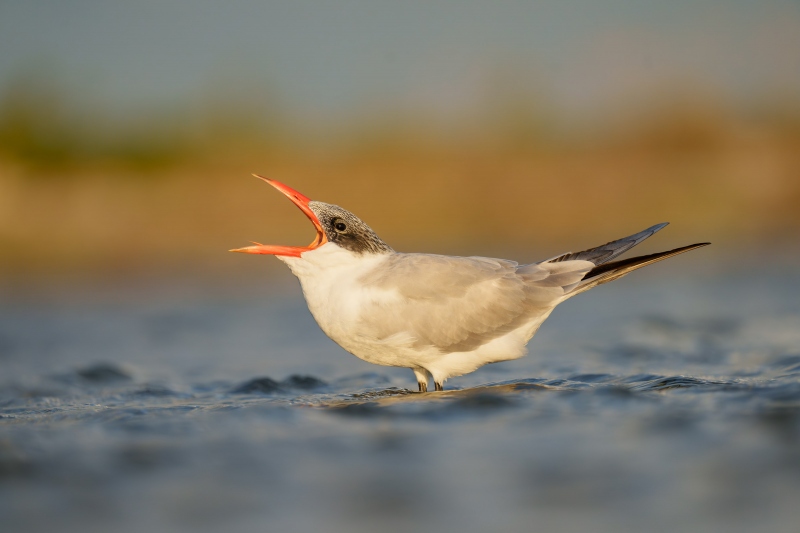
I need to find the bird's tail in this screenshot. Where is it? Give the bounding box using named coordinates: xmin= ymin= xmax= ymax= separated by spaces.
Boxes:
xmin=541 ymin=222 xmax=669 ymax=265
xmin=570 ymin=242 xmax=710 ymax=296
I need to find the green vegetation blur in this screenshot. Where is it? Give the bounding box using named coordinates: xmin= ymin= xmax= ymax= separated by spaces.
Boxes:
xmin=1 ymin=67 xmax=798 ymax=280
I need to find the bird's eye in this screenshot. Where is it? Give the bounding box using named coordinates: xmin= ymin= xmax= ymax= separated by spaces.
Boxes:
xmin=334 ymin=221 xmax=347 ymax=232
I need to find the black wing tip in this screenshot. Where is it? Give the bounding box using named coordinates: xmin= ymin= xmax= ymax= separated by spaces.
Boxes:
xmin=682 ymin=242 xmax=711 ymax=250
xmin=581 ymin=241 xmax=711 ymax=282
xmin=645 ymin=242 xmax=711 ymax=257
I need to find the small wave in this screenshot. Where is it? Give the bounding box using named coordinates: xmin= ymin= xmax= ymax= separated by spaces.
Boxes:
xmin=349 ymin=387 xmax=413 ymax=400
xmin=628 ymin=375 xmax=734 ymax=392
xmin=768 ymin=354 xmax=800 ymax=372
xmin=50 ymin=363 xmax=134 ymax=385
xmin=129 ymin=386 xmax=179 ymax=397
xmin=231 ymin=374 xmax=328 ymax=395
xmin=77 ymin=363 xmax=133 ymax=383
xmin=567 ymin=373 xmax=616 ymax=383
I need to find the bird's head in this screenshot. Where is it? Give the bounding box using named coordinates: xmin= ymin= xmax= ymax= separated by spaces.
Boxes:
xmin=230 ymin=175 xmax=393 ymax=258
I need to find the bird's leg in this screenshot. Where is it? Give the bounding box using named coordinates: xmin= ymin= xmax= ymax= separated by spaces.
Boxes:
xmin=412 ymin=367 xmax=431 ymax=393
xmin=434 ymin=382 xmax=444 ymax=392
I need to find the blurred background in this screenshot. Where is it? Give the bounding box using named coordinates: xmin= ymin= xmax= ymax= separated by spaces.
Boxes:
xmin=1 ymin=0 xmax=799 ymax=287
xmin=3 ymin=3 xmax=800 ymax=533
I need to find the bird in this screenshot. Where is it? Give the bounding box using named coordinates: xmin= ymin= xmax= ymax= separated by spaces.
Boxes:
xmin=231 ymin=175 xmax=709 ymax=392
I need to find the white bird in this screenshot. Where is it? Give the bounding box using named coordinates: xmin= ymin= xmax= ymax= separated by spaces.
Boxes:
xmin=232 ymin=176 xmax=709 ymax=392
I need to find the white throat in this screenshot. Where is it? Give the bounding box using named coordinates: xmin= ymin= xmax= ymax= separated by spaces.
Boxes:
xmin=278 ymin=242 xmax=389 ymax=278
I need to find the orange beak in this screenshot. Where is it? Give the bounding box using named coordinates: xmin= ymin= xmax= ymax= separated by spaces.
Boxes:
xmin=229 ymin=175 xmax=327 ymax=257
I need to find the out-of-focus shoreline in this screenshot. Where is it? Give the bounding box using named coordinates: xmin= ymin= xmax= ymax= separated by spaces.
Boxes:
xmin=1 ymin=91 xmax=798 ymax=281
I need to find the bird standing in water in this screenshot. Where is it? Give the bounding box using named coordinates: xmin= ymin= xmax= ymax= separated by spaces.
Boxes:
xmin=232 ymin=176 xmax=709 ymax=392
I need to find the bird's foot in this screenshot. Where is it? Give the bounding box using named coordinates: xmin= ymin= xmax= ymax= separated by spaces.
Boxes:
xmin=418 ymin=382 xmax=428 ymax=393
xmin=434 ymin=382 xmax=443 ymax=391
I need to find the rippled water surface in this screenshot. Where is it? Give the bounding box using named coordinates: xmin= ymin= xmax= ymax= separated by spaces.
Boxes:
xmin=2 ymin=263 xmax=800 ymax=533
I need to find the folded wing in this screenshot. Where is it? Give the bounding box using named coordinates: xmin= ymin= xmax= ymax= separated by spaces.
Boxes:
xmin=358 ymin=253 xmax=593 ymax=353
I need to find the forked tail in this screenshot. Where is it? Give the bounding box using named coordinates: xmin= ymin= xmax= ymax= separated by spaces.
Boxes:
xmin=540 ymin=222 xmax=710 ymax=296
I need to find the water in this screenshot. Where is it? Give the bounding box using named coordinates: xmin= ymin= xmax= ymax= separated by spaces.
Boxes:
xmin=1 ymin=264 xmax=800 ymax=533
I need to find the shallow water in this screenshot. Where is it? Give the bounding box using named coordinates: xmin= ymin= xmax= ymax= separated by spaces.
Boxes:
xmin=2 ymin=263 xmax=800 ymax=533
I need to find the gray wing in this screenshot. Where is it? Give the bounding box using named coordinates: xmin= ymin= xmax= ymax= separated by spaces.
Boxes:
xmin=358 ymin=253 xmax=593 ymax=353
xmin=542 ymin=223 xmax=668 ymax=265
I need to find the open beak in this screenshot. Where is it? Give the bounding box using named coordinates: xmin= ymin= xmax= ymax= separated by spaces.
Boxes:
xmin=229 ymin=175 xmax=327 ymax=257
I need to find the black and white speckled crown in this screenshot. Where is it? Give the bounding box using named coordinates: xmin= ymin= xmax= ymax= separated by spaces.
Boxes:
xmin=309 ymin=201 xmax=394 ymax=255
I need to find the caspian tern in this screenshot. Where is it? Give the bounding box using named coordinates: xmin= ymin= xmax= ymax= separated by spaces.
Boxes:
xmin=232 ymin=175 xmax=709 ymax=392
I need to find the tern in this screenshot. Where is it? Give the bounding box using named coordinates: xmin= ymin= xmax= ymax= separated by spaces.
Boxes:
xmin=232 ymin=176 xmax=709 ymax=392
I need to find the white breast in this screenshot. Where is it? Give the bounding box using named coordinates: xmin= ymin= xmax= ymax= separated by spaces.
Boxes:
xmin=279 ymin=244 xmax=407 ymax=361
